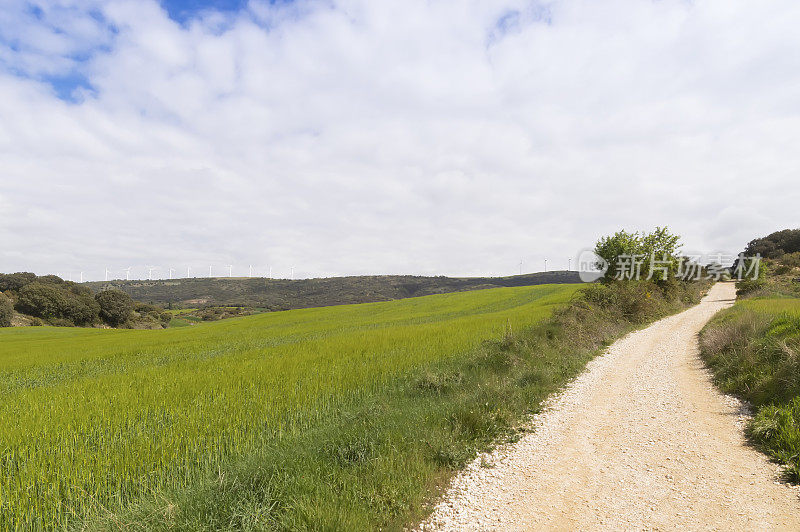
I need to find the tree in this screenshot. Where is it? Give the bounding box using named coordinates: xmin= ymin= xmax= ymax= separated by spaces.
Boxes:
xmin=594 ymin=230 xmax=641 ymax=280
xmin=96 ymin=289 xmax=134 ymax=326
xmin=62 ymin=290 xmax=100 ymax=326
xmin=38 ymin=274 xmax=65 ymax=285
xmin=14 ymin=282 xmax=103 ymax=326
xmin=744 ymin=229 xmax=800 ymax=258
xmin=639 ymin=227 xmax=682 ymax=281
xmin=594 ymin=227 xmax=682 ymax=281
xmin=0 ymin=272 xmax=37 ymax=292
xmin=15 ymin=283 xmax=68 ymax=321
xmin=0 ymin=293 xmax=13 ymax=327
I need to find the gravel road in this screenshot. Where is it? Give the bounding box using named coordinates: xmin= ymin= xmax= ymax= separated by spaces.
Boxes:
xmin=420 ymin=282 xmax=800 ymax=530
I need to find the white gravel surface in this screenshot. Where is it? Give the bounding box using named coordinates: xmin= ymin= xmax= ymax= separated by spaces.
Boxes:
xmin=419 ymin=283 xmax=800 ymax=531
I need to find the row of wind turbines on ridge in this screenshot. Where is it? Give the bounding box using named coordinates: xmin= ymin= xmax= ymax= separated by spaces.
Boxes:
xmin=58 ymin=265 xmax=295 ymax=283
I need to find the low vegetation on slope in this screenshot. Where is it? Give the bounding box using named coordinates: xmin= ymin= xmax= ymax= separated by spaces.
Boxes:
xmin=701 ymin=238 xmax=800 ymax=480
xmin=84 ymin=271 xmax=581 ymax=310
xmin=0 ymin=272 xmax=171 ymax=328
xmin=743 ymin=228 xmax=800 ymax=259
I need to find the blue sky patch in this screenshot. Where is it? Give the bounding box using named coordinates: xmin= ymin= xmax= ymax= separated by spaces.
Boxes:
xmin=161 ymin=0 xmax=250 ymax=24
xmin=0 ymin=2 xmax=117 ymax=103
xmin=45 ymin=71 xmax=96 ymax=103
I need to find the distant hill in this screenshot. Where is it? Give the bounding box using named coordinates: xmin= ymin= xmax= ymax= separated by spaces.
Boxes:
xmin=84 ymin=271 xmax=582 ymax=310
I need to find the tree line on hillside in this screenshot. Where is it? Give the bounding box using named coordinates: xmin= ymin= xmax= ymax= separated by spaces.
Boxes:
xmin=83 ymin=271 xmax=582 ymax=310
xmin=0 ymin=272 xmax=171 ymax=328
xmin=735 ymin=229 xmax=800 ymax=297
xmin=744 ymin=228 xmax=800 ymax=258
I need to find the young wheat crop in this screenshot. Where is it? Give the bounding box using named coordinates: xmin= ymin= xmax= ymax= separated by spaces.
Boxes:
xmin=0 ymin=284 xmax=578 ymax=529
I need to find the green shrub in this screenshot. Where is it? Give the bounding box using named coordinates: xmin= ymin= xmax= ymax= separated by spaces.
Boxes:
xmin=64 ymin=294 xmax=100 ymax=326
xmin=134 ymin=302 xmax=161 ymax=314
xmin=96 ymin=289 xmax=134 ymax=326
xmin=735 ymin=278 xmax=765 ymax=296
xmin=0 ymin=272 xmax=37 ymax=292
xmin=594 ymin=227 xmax=681 ymax=281
xmin=736 ymin=262 xmax=768 ymax=297
xmin=15 ymin=282 xmax=68 ymax=321
xmin=580 ymin=279 xmax=692 ymax=324
xmin=581 ymin=283 xmax=617 ymax=308
xmin=0 ymin=293 xmax=13 ymax=327
xmin=781 ymin=252 xmax=800 ymax=269
xmin=15 ymin=282 xmax=99 ymax=326
xmin=62 ymin=286 xmax=100 ymax=326
xmin=38 ymin=274 xmax=65 ymax=284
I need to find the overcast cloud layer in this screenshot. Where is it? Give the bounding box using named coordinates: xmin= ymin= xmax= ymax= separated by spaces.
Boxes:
xmin=1 ymin=0 xmax=798 ymax=281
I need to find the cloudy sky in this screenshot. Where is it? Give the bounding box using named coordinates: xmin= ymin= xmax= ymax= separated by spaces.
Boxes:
xmin=1 ymin=0 xmax=798 ymax=281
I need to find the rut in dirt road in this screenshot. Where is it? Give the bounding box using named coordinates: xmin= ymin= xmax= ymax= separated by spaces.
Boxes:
xmin=421 ymin=283 xmax=800 ymax=531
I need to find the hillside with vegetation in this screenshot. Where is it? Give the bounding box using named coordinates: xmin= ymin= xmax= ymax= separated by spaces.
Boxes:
xmin=0 ymin=272 xmax=170 ymax=329
xmin=743 ymin=228 xmax=800 ymax=259
xmin=700 ymin=228 xmax=800 ymax=479
xmin=84 ymin=270 xmax=581 ymax=310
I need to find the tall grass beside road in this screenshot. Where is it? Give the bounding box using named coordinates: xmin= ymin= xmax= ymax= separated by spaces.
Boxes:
xmin=701 ymin=297 xmax=800 ymax=479
xmin=700 ymin=247 xmax=800 ymax=481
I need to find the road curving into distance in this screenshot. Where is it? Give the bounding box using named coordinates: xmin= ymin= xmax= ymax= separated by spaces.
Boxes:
xmin=421 ymin=282 xmax=800 ymax=531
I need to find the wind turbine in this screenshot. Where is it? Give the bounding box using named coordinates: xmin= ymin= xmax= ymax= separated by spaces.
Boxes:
xmin=544 ymin=259 xmax=548 ymax=272
xmin=209 ymin=265 xmax=213 ymax=277
xmin=104 ymin=268 xmax=110 ymax=281
xmin=147 ymin=266 xmax=157 ymax=280
xmin=290 ymin=267 xmax=294 ymax=280
xmin=124 ymin=267 xmax=132 ymax=281
xmin=568 ymin=257 xmax=572 ymax=271
xmin=268 ymin=266 xmax=272 ymax=279
xmin=249 ymin=265 xmax=253 ymax=278
xmin=187 ymin=266 xmax=191 ymax=278
xmin=227 ymin=265 xmax=233 ymax=277
xmin=79 ymin=271 xmax=84 ymax=283
xmin=168 ymin=268 xmax=175 ymax=280
xmin=519 ymin=260 xmax=523 ymax=275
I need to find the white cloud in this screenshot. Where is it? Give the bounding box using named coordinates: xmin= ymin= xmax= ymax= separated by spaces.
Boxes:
xmin=1 ymin=0 xmax=799 ymax=280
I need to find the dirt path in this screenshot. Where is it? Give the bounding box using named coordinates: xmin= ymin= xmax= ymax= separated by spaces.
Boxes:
xmin=421 ymin=283 xmax=800 ymax=530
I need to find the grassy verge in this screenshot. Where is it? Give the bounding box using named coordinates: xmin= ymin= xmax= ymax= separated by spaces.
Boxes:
xmin=700 ymin=296 xmax=800 ymax=480
xmin=88 ymin=279 xmax=707 ymax=530
xmin=699 ymin=250 xmax=800 ymax=480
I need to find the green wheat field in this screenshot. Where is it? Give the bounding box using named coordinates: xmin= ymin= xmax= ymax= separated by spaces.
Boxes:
xmin=0 ymin=284 xmax=579 ymax=529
